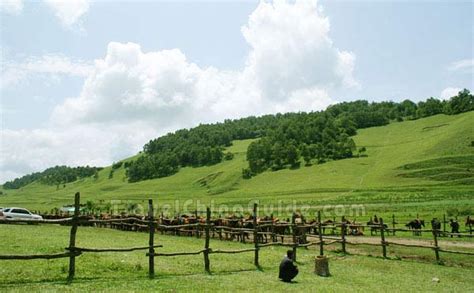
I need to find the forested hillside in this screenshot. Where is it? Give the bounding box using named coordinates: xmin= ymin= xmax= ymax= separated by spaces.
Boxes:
xmin=3 ymin=89 xmax=473 ymax=188
xmin=2 ymin=166 xmax=102 ymax=190
xmin=127 ymin=88 xmax=474 ymax=181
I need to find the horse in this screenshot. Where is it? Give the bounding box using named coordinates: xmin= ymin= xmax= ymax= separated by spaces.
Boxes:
xmin=221 ymin=216 xmax=243 ymax=242
xmin=466 ymin=216 xmax=474 ymax=228
xmin=430 ymin=218 xmax=442 ymax=236
xmin=160 ymin=216 xmax=180 ymax=235
xmin=321 ymin=219 xmax=335 ymax=235
xmin=293 ymin=216 xmax=311 ymax=244
xmin=345 ymin=219 xmax=364 ymax=236
xmin=366 ymin=219 xmax=387 ymax=235
xmin=256 ymin=215 xmax=273 ymax=243
xmin=273 ymin=219 xmax=290 ymax=243
xmin=180 ymin=215 xmax=199 ymax=237
xmin=239 ymin=216 xmax=254 ymax=243
xmin=406 ymin=219 xmax=425 ymax=236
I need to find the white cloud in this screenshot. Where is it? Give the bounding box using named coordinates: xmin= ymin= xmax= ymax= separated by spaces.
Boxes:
xmin=440 ymin=87 xmax=462 ymax=100
xmin=52 ymin=0 xmax=357 ymax=126
xmin=241 ymin=0 xmax=358 ymax=102
xmin=0 ymin=0 xmax=23 ymax=15
xmin=44 ymin=0 xmax=90 ymax=29
xmin=1 ymin=0 xmax=358 ymax=183
xmin=0 ymin=0 xmax=90 ymax=30
xmin=448 ymin=59 xmax=474 ymax=72
xmin=51 ymin=42 xmax=262 ymax=128
xmin=1 ymin=54 xmax=93 ymax=89
xmin=275 ymin=87 xmax=333 ymax=114
xmin=0 ymin=123 xmax=159 ymax=183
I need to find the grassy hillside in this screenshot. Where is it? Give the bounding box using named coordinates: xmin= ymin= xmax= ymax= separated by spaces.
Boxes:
xmin=1 ymin=112 xmax=473 ymax=221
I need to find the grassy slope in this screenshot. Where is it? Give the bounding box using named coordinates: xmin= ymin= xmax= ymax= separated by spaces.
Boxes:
xmin=1 ymin=224 xmax=473 ymax=292
xmin=1 ymin=112 xmax=473 ymax=220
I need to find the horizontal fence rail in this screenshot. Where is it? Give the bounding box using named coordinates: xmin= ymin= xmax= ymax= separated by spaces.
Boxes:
xmin=0 ymin=252 xmax=80 ymax=260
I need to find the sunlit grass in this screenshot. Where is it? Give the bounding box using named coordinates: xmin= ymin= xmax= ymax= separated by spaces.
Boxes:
xmin=0 ymin=225 xmax=473 ymax=292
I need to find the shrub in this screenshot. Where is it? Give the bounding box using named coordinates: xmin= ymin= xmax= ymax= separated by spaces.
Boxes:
xmin=112 ymin=162 xmax=123 ymax=170
xmin=242 ymin=168 xmax=253 ymax=179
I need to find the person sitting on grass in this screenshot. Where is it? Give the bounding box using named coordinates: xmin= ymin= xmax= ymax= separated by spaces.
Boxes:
xmin=279 ymin=250 xmax=299 ymax=283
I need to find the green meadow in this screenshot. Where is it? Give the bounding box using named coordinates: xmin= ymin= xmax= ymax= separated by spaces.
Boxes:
xmin=0 ymin=224 xmax=473 ymax=292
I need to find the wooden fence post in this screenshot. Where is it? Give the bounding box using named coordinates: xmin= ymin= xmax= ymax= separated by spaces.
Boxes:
xmin=159 ymin=212 xmax=164 ymax=235
xmin=204 ymin=207 xmax=211 ymax=273
xmin=253 ymin=203 xmax=259 ymax=268
xmin=292 ymin=213 xmax=297 ymax=261
xmin=468 ymin=216 xmax=472 ymax=235
xmin=67 ymin=192 xmax=80 ymax=282
xmin=433 ymin=226 xmax=440 ymax=263
xmin=392 ymin=214 xmax=396 ymax=236
xmin=341 ymin=217 xmax=346 ymax=254
xmin=318 ymin=211 xmax=324 ymax=256
xmin=271 ymin=213 xmax=276 ymax=242
xmin=148 ymin=199 xmax=155 ymax=279
xmin=195 ymin=210 xmax=200 ymax=238
xmin=302 ymin=215 xmax=308 ymax=246
xmin=443 ymin=214 xmax=446 ymax=235
xmin=380 ymin=218 xmax=387 ymax=258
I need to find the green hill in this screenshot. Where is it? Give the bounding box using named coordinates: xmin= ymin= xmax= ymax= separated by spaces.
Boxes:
xmin=1 ymin=112 xmax=473 ymax=221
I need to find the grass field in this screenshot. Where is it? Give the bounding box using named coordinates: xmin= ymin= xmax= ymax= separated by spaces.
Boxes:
xmin=0 ymin=224 xmax=473 ymax=292
xmin=1 ymin=112 xmax=473 ymax=223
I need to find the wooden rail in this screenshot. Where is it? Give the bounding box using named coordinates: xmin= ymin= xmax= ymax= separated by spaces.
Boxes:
xmin=0 ymin=252 xmax=79 ymax=260
xmin=69 ymin=245 xmax=162 ymax=253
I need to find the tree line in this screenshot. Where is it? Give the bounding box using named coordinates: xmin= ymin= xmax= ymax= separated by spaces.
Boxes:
xmin=3 ymin=166 xmax=102 ymax=189
xmin=3 ymin=89 xmax=472 ymax=186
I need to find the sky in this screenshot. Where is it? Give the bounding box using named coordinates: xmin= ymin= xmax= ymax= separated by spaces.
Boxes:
xmin=0 ymin=0 xmax=472 ymax=183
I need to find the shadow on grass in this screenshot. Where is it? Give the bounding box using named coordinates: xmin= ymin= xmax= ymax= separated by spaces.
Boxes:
xmin=0 ymin=266 xmax=267 ymax=288
xmin=0 ymin=276 xmax=111 ymax=287
xmin=280 ymin=280 xmax=299 ymax=284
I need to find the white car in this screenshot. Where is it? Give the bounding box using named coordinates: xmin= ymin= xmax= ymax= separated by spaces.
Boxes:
xmin=2 ymin=207 xmax=43 ymax=221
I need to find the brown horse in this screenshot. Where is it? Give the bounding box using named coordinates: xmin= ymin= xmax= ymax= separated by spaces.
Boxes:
xmin=466 ymin=216 xmax=474 ymax=227
xmin=273 ymin=219 xmax=290 ymax=243
xmin=345 ymin=219 xmax=364 ymax=236
xmin=406 ymin=219 xmax=425 ymax=236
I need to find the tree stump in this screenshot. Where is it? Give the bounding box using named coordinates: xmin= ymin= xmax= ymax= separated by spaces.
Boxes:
xmin=314 ymin=255 xmax=330 ymax=277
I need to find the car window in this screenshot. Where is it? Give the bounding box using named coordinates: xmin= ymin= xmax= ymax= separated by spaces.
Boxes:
xmin=12 ymin=209 xmax=30 ymax=214
xmin=4 ymin=208 xmax=10 ymax=212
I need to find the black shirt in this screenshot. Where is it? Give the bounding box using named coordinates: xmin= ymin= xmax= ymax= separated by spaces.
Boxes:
xmin=279 ymin=256 xmax=298 ymax=281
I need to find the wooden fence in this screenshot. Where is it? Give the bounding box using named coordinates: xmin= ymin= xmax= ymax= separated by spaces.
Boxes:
xmin=37 ymin=209 xmax=474 ymax=238
xmin=0 ymin=192 xmax=473 ymax=283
